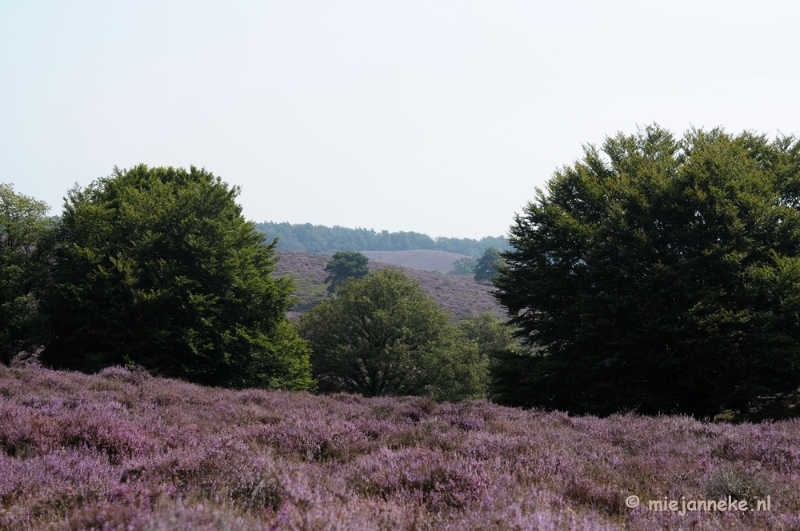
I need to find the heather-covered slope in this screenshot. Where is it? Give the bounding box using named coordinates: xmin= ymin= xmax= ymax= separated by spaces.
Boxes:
xmin=359 ymin=250 xmax=469 ymax=273
xmin=2 ymin=365 xmax=800 ymax=530
xmin=273 ymin=251 xmax=503 ymax=320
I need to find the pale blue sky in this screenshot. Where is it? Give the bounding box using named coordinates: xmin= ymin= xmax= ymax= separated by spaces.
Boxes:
xmin=2 ymin=1 xmax=798 ymax=239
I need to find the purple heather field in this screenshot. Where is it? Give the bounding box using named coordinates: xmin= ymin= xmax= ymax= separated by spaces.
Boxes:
xmin=2 ymin=365 xmax=800 ymax=530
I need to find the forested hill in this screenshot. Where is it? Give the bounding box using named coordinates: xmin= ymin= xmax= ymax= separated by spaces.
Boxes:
xmin=255 ymin=221 xmax=509 ymax=257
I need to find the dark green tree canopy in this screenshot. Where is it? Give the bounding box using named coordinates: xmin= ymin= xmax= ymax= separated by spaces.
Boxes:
xmin=0 ymin=184 xmax=54 ymax=366
xmin=323 ymin=251 xmax=369 ymax=292
xmin=493 ymin=126 xmax=800 ymax=418
xmin=299 ymin=268 xmax=487 ymax=401
xmin=474 ymin=247 xmax=503 ymax=284
xmin=40 ymin=165 xmax=313 ymax=390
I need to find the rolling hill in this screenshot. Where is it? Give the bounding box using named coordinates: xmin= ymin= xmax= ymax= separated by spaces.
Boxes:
xmin=358 ymin=249 xmax=470 ymax=273
xmin=272 ymin=251 xmax=503 ymax=321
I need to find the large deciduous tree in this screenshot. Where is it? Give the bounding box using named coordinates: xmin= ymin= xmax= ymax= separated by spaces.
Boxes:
xmin=0 ymin=184 xmax=53 ymax=366
xmin=493 ymin=126 xmax=800 ymax=418
xmin=299 ymin=268 xmax=487 ymax=401
xmin=40 ymin=165 xmax=313 ymax=390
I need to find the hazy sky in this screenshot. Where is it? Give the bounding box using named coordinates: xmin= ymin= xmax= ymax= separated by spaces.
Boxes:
xmin=2 ymin=1 xmax=799 ymax=239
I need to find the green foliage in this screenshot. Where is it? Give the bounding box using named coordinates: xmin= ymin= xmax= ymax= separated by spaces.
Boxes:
xmin=245 ymin=320 xmax=316 ymax=392
xmin=493 ymin=125 xmax=800 ymax=418
xmin=473 ymin=247 xmax=503 ymax=283
xmin=456 ymin=312 xmax=518 ymax=360
xmin=0 ymin=184 xmax=54 ymax=366
xmin=255 ymin=221 xmax=509 ymax=257
xmin=486 ymin=349 xmax=543 ymax=409
xmin=448 ymin=256 xmax=476 ymax=275
xmin=456 ymin=312 xmax=537 ymax=404
xmin=40 ymin=165 xmax=313 ymax=390
xmin=324 ymin=251 xmax=369 ymax=292
xmin=299 ymin=268 xmax=487 ymax=401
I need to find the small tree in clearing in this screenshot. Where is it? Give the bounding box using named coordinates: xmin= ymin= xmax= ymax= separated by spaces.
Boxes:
xmin=324 ymin=250 xmax=369 ymax=292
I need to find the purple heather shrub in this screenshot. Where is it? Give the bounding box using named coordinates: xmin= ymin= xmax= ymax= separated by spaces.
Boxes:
xmin=97 ymin=365 xmax=152 ymax=386
xmin=2 ymin=364 xmax=800 ymax=530
xmin=252 ymin=413 xmax=372 ymax=462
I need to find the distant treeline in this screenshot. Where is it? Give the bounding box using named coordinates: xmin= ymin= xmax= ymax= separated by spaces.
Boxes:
xmin=254 ymin=222 xmax=509 ymax=257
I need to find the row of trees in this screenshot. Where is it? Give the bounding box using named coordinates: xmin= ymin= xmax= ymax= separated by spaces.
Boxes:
xmin=8 ymin=124 xmax=800 ymax=419
xmin=255 ymin=221 xmax=509 ymax=257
